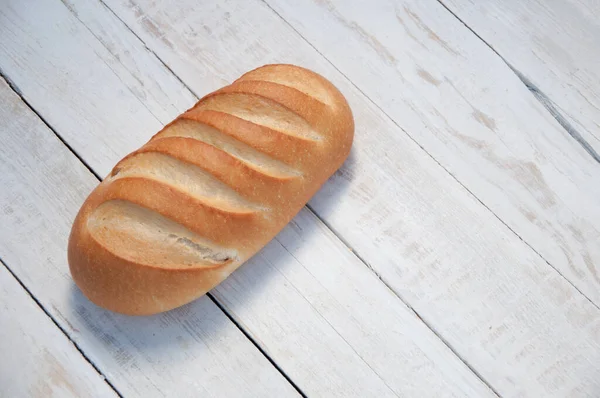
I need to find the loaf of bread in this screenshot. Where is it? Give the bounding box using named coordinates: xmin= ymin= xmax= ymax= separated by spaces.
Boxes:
xmin=68 ymin=64 xmax=354 ymax=315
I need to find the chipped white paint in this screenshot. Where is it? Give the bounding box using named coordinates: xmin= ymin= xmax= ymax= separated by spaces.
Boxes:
xmin=0 ymin=262 xmax=117 ymax=398
xmin=443 ymin=0 xmax=600 ymax=155
xmin=0 ymin=77 xmax=298 ymax=397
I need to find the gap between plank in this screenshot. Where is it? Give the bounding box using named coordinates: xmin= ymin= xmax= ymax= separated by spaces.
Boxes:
xmin=0 ymin=255 xmax=124 ymax=398
xmin=0 ymin=71 xmax=102 ymax=182
xmin=209 ymin=296 xmax=308 ymax=397
xmin=0 ymin=68 xmax=307 ymax=398
xmin=436 ymin=0 xmax=600 ymax=165
xmin=257 ymin=0 xmax=600 ymax=319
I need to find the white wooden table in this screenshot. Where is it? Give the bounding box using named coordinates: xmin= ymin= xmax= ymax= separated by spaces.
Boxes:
xmin=1 ymin=0 xmax=599 ymax=396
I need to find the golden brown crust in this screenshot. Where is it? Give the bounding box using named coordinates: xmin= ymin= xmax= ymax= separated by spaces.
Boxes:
xmin=68 ymin=64 xmax=354 ymax=315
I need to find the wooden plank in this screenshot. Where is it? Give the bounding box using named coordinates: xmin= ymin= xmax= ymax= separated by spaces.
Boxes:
xmin=0 ymin=78 xmax=298 ymax=397
xmin=442 ymin=0 xmax=600 ymax=155
xmin=0 ymin=261 xmax=118 ymax=398
xmin=85 ymin=0 xmax=600 ymax=396
xmin=0 ymin=1 xmax=495 ymax=397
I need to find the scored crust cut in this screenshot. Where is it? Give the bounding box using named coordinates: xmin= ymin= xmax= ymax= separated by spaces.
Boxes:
xmin=68 ymin=64 xmax=354 ymax=315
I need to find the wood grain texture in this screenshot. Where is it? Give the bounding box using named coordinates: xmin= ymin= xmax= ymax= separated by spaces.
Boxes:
xmin=0 ymin=261 xmax=117 ymax=398
xmin=92 ymin=0 xmax=600 ymax=396
xmin=442 ymin=0 xmax=600 ymax=155
xmin=0 ymin=1 xmax=495 ymax=396
xmin=0 ymin=77 xmax=298 ymax=397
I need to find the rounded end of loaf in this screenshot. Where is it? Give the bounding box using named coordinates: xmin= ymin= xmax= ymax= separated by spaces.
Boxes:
xmin=67 ymin=194 xmax=236 ymax=316
xmin=67 ymin=64 xmax=354 ymax=315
